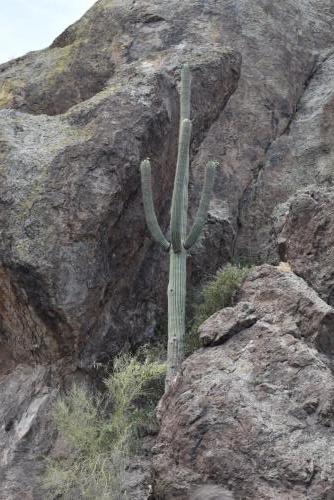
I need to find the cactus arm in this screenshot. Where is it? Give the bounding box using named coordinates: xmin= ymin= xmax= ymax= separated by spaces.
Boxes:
xmin=180 ymin=64 xmax=191 ymax=121
xmin=140 ymin=159 xmax=170 ymax=252
xmin=184 ymin=161 xmax=217 ymax=250
xmin=170 ymin=119 xmax=192 ymax=253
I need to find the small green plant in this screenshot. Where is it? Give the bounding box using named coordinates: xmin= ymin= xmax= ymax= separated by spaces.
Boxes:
xmin=185 ymin=264 xmax=251 ymax=354
xmin=42 ymin=352 xmax=166 ymax=500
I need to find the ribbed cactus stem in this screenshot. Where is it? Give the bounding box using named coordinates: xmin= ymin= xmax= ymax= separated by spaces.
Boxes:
xmin=139 ymin=63 xmax=218 ymax=390
xmin=166 ymin=247 xmax=186 ymax=388
xmin=140 ymin=159 xmax=170 ymax=251
xmin=165 ymin=66 xmax=192 ymax=387
xmin=170 ymin=119 xmax=192 ymax=253
xmin=184 ymin=161 xmax=217 ymax=250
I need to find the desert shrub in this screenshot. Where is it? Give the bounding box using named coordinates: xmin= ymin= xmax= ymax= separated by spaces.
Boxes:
xmin=42 ymin=351 xmax=166 ymax=499
xmin=185 ymin=264 xmax=252 ymax=354
xmin=103 ymin=352 xmax=166 ymax=446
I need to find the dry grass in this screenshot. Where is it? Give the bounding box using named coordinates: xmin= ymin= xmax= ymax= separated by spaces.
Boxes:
xmin=42 ymin=351 xmax=165 ymax=499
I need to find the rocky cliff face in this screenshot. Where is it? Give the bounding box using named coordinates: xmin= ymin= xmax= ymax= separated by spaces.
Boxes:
xmin=154 ymin=266 xmax=334 ymax=499
xmin=1 ymin=0 xmax=334 ymax=498
xmin=0 ymin=0 xmax=240 ymax=372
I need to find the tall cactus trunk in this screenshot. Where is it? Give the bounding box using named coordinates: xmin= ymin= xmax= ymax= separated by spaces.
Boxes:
xmin=139 ymin=64 xmax=217 ymax=390
xmin=166 ymin=249 xmax=187 ymax=387
xmin=165 ymin=65 xmax=190 ymax=388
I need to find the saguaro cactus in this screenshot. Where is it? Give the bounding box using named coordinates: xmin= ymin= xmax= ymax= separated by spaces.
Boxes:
xmin=140 ymin=64 xmax=217 ymax=388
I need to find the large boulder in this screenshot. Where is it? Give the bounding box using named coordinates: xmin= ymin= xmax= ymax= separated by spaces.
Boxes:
xmin=2 ymin=0 xmax=334 ymax=368
xmin=0 ymin=1 xmax=241 ymax=367
xmin=153 ymin=265 xmax=334 ymax=499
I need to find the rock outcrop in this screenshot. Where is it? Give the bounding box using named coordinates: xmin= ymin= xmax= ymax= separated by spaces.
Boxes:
xmin=153 ymin=265 xmax=334 ymax=499
xmin=0 ymin=1 xmax=240 ymax=370
xmin=0 ymin=0 xmax=242 ymax=495
xmin=1 ymin=0 xmax=334 ymax=371
xmin=1 ymin=0 xmax=334 ymax=497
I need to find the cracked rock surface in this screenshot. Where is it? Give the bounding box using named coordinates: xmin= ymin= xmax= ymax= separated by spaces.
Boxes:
xmin=0 ymin=365 xmax=57 ymax=500
xmin=276 ymin=186 xmax=334 ymax=307
xmin=0 ymin=0 xmax=240 ymax=370
xmin=1 ymin=0 xmax=334 ymax=497
xmin=236 ymin=49 xmax=334 ymax=262
xmin=0 ymin=0 xmax=241 ymax=495
xmin=153 ymin=266 xmax=334 ymax=499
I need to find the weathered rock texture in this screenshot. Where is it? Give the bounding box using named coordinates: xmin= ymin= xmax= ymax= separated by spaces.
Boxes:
xmin=0 ymin=0 xmax=242 ymax=495
xmin=1 ymin=0 xmax=334 ymax=371
xmin=275 ymin=186 xmax=334 ymax=306
xmin=239 ymin=51 xmax=334 ymax=261
xmin=1 ymin=0 xmax=334 ymax=496
xmin=154 ymin=265 xmax=334 ymax=499
xmin=0 ymin=365 xmax=57 ymax=500
xmin=0 ymin=2 xmax=240 ymax=370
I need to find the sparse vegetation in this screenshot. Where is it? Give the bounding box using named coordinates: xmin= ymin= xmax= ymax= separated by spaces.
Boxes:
xmin=42 ymin=266 xmax=251 ymax=497
xmin=42 ymin=351 xmax=166 ymax=500
xmin=185 ymin=264 xmax=252 ymax=354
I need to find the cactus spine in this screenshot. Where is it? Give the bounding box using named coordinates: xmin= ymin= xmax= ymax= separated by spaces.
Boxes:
xmin=140 ymin=65 xmax=217 ymax=389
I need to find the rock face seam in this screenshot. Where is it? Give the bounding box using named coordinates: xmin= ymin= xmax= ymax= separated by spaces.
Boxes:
xmin=233 ymin=54 xmax=321 ymax=261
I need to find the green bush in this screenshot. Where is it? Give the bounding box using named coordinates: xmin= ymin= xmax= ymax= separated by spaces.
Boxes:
xmin=42 ymin=351 xmax=166 ymax=499
xmin=185 ymin=264 xmax=251 ymax=354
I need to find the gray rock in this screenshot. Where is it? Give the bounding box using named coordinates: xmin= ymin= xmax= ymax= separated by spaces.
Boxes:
xmin=153 ymin=265 xmax=334 ymax=499
xmin=0 ymin=365 xmax=57 ymax=500
xmin=0 ymin=1 xmax=243 ymax=495
xmin=2 ymin=0 xmax=334 ymax=368
xmin=236 ymin=50 xmax=334 ymax=262
xmin=275 ymin=186 xmax=334 ymax=307
xmin=1 ymin=0 xmax=334 ymax=496
xmin=191 ymin=484 xmax=235 ymax=500
xmin=199 ymin=301 xmax=257 ymax=346
xmin=0 ymin=2 xmax=241 ymax=369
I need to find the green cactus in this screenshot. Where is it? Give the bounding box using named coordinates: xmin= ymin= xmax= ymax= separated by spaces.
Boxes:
xmin=140 ymin=64 xmax=217 ymax=389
